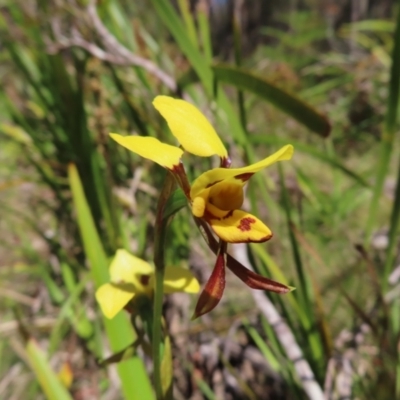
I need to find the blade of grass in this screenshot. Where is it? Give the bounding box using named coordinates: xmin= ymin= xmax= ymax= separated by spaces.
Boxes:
xmin=212 ymin=64 xmax=331 ymax=137
xmin=197 ymin=4 xmax=212 ymax=63
xmin=250 ymin=134 xmax=370 ymax=187
xmin=150 ymin=0 xmax=248 ymax=147
xmin=278 ymin=164 xmax=325 ymax=376
xmin=150 ymin=0 xmax=212 ymax=92
xmin=233 ymin=243 xmax=325 ymax=400
xmin=383 ymin=152 xmax=400 ymax=291
xmin=68 ymin=164 xmax=153 ymax=400
xmin=177 ymin=0 xmax=198 ymax=48
xmin=365 ymin=5 xmax=400 ymax=242
xmin=242 ymin=319 xmax=281 ymax=372
xmin=25 ymin=339 xmax=73 ymax=400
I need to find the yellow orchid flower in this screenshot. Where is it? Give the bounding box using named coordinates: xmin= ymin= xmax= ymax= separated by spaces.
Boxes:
xmin=110 ymin=96 xmax=294 ymax=318
xmin=95 ymin=249 xmax=200 ymax=319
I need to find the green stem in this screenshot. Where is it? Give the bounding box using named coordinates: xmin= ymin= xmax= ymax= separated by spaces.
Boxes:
xmin=383 ymin=156 xmax=400 ymax=292
xmin=152 ymin=171 xmax=176 ymax=400
xmin=365 ymin=4 xmax=400 ymax=242
xmin=152 ymin=267 xmax=164 ymax=400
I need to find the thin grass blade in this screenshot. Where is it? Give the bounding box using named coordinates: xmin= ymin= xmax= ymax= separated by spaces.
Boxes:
xmin=212 ymin=65 xmax=331 ymax=137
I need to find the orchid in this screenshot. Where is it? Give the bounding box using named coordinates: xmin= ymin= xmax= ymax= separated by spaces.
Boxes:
xmin=96 ymin=249 xmax=200 ymax=319
xmin=110 ymin=96 xmax=294 ymax=318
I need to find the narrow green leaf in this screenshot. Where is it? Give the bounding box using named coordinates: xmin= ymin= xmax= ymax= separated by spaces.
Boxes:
xmin=177 ymin=0 xmax=198 ymax=48
xmin=242 ymin=320 xmax=281 ymax=372
xmin=68 ymin=164 xmax=154 ymax=400
xmin=150 ymin=0 xmax=248 ymax=147
xmin=99 ymin=341 xmax=141 ymax=367
xmin=365 ymin=6 xmax=400 ymax=242
xmin=197 ymin=6 xmax=212 ymax=62
xmin=163 ymin=189 xmax=187 ymax=220
xmin=26 ymin=339 xmax=73 ymax=400
xmin=39 ymin=265 xmax=65 ymax=305
xmin=161 ymin=335 xmax=173 ymax=399
xmin=150 ymin=0 xmax=212 ymax=92
xmin=212 ymin=65 xmax=331 ymax=137
xmin=341 ymin=19 xmax=395 ymax=33
xmin=250 ymin=135 xmax=369 ymax=187
xmin=383 ymin=159 xmax=400 ymax=289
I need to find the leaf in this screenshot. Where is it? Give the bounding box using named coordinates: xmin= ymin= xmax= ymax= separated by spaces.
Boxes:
xmin=365 ymin=6 xmax=400 ymax=242
xmin=212 ymin=65 xmax=331 ymax=137
xmin=26 ymin=339 xmax=73 ymax=400
xmin=249 ymin=135 xmax=370 ymax=187
xmin=163 ymin=189 xmax=187 ymax=220
xmin=161 ymin=335 xmax=173 ymax=399
xmin=68 ymin=164 xmax=154 ymax=400
xmin=98 ymin=340 xmax=150 ymax=367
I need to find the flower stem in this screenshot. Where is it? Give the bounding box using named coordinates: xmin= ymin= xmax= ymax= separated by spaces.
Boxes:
xmin=152 ymin=171 xmax=176 ymax=400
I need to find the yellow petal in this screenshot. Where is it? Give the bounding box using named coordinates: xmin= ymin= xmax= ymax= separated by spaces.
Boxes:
xmin=95 ymin=283 xmax=135 ymax=319
xmin=110 ymin=133 xmax=183 ymax=169
xmin=58 ymin=362 xmax=73 ymax=389
xmin=153 ymin=96 xmax=227 ymax=159
xmin=191 ymin=188 xmax=211 ymax=217
xmin=206 ymin=204 xmax=272 ymax=243
xmin=109 ymin=249 xmax=153 ymax=292
xmin=161 ymin=266 xmax=200 ymax=294
xmin=191 ymin=144 xmax=294 ymax=198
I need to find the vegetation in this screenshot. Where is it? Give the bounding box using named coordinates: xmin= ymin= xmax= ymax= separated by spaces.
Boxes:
xmin=0 ymin=1 xmax=399 ymax=399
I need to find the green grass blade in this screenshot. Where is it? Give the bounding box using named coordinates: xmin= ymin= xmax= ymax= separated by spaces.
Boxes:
xmin=383 ymin=159 xmax=400 ymax=290
xmin=197 ymin=6 xmax=212 ymax=62
xmin=242 ymin=320 xmax=281 ymax=372
xmin=163 ymin=189 xmax=187 ymax=220
xmin=365 ymin=5 xmax=400 ymax=242
xmin=25 ymin=339 xmax=73 ymax=400
xmin=150 ymin=0 xmax=212 ymax=92
xmin=68 ymin=164 xmax=153 ymax=400
xmin=212 ymin=65 xmax=331 ymax=137
xmin=150 ymin=0 xmax=248 ymax=148
xmin=249 ymin=135 xmax=370 ymax=187
xmin=177 ymin=0 xmax=198 ymax=48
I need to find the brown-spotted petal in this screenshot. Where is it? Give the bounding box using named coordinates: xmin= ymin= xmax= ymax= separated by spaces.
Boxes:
xmin=206 ymin=204 xmax=272 ymax=243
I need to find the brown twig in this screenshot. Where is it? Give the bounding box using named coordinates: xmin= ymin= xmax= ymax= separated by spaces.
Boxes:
xmin=46 ymin=0 xmax=177 ymax=91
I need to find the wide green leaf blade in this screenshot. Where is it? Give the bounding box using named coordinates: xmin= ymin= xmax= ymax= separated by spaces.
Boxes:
xmin=68 ymin=164 xmax=153 ymax=400
xmin=212 ymin=65 xmax=331 ymax=137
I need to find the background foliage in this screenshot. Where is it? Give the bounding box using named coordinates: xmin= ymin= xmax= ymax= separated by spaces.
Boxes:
xmin=0 ymin=0 xmax=399 ymax=399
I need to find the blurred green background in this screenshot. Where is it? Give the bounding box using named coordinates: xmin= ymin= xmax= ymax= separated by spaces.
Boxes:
xmin=1 ymin=0 xmax=400 ymax=399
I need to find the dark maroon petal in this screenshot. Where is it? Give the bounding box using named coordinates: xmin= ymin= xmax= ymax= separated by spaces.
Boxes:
xmin=192 ymin=251 xmax=226 ymax=319
xmin=227 ymin=254 xmax=292 ymax=293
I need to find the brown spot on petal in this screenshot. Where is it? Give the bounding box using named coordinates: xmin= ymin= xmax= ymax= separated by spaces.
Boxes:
xmin=235 ymin=172 xmax=254 ymax=182
xmin=206 ymin=180 xmax=222 ymax=189
xmin=140 ymin=275 xmax=151 ymax=286
xmin=238 ymin=217 xmax=256 ymax=231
